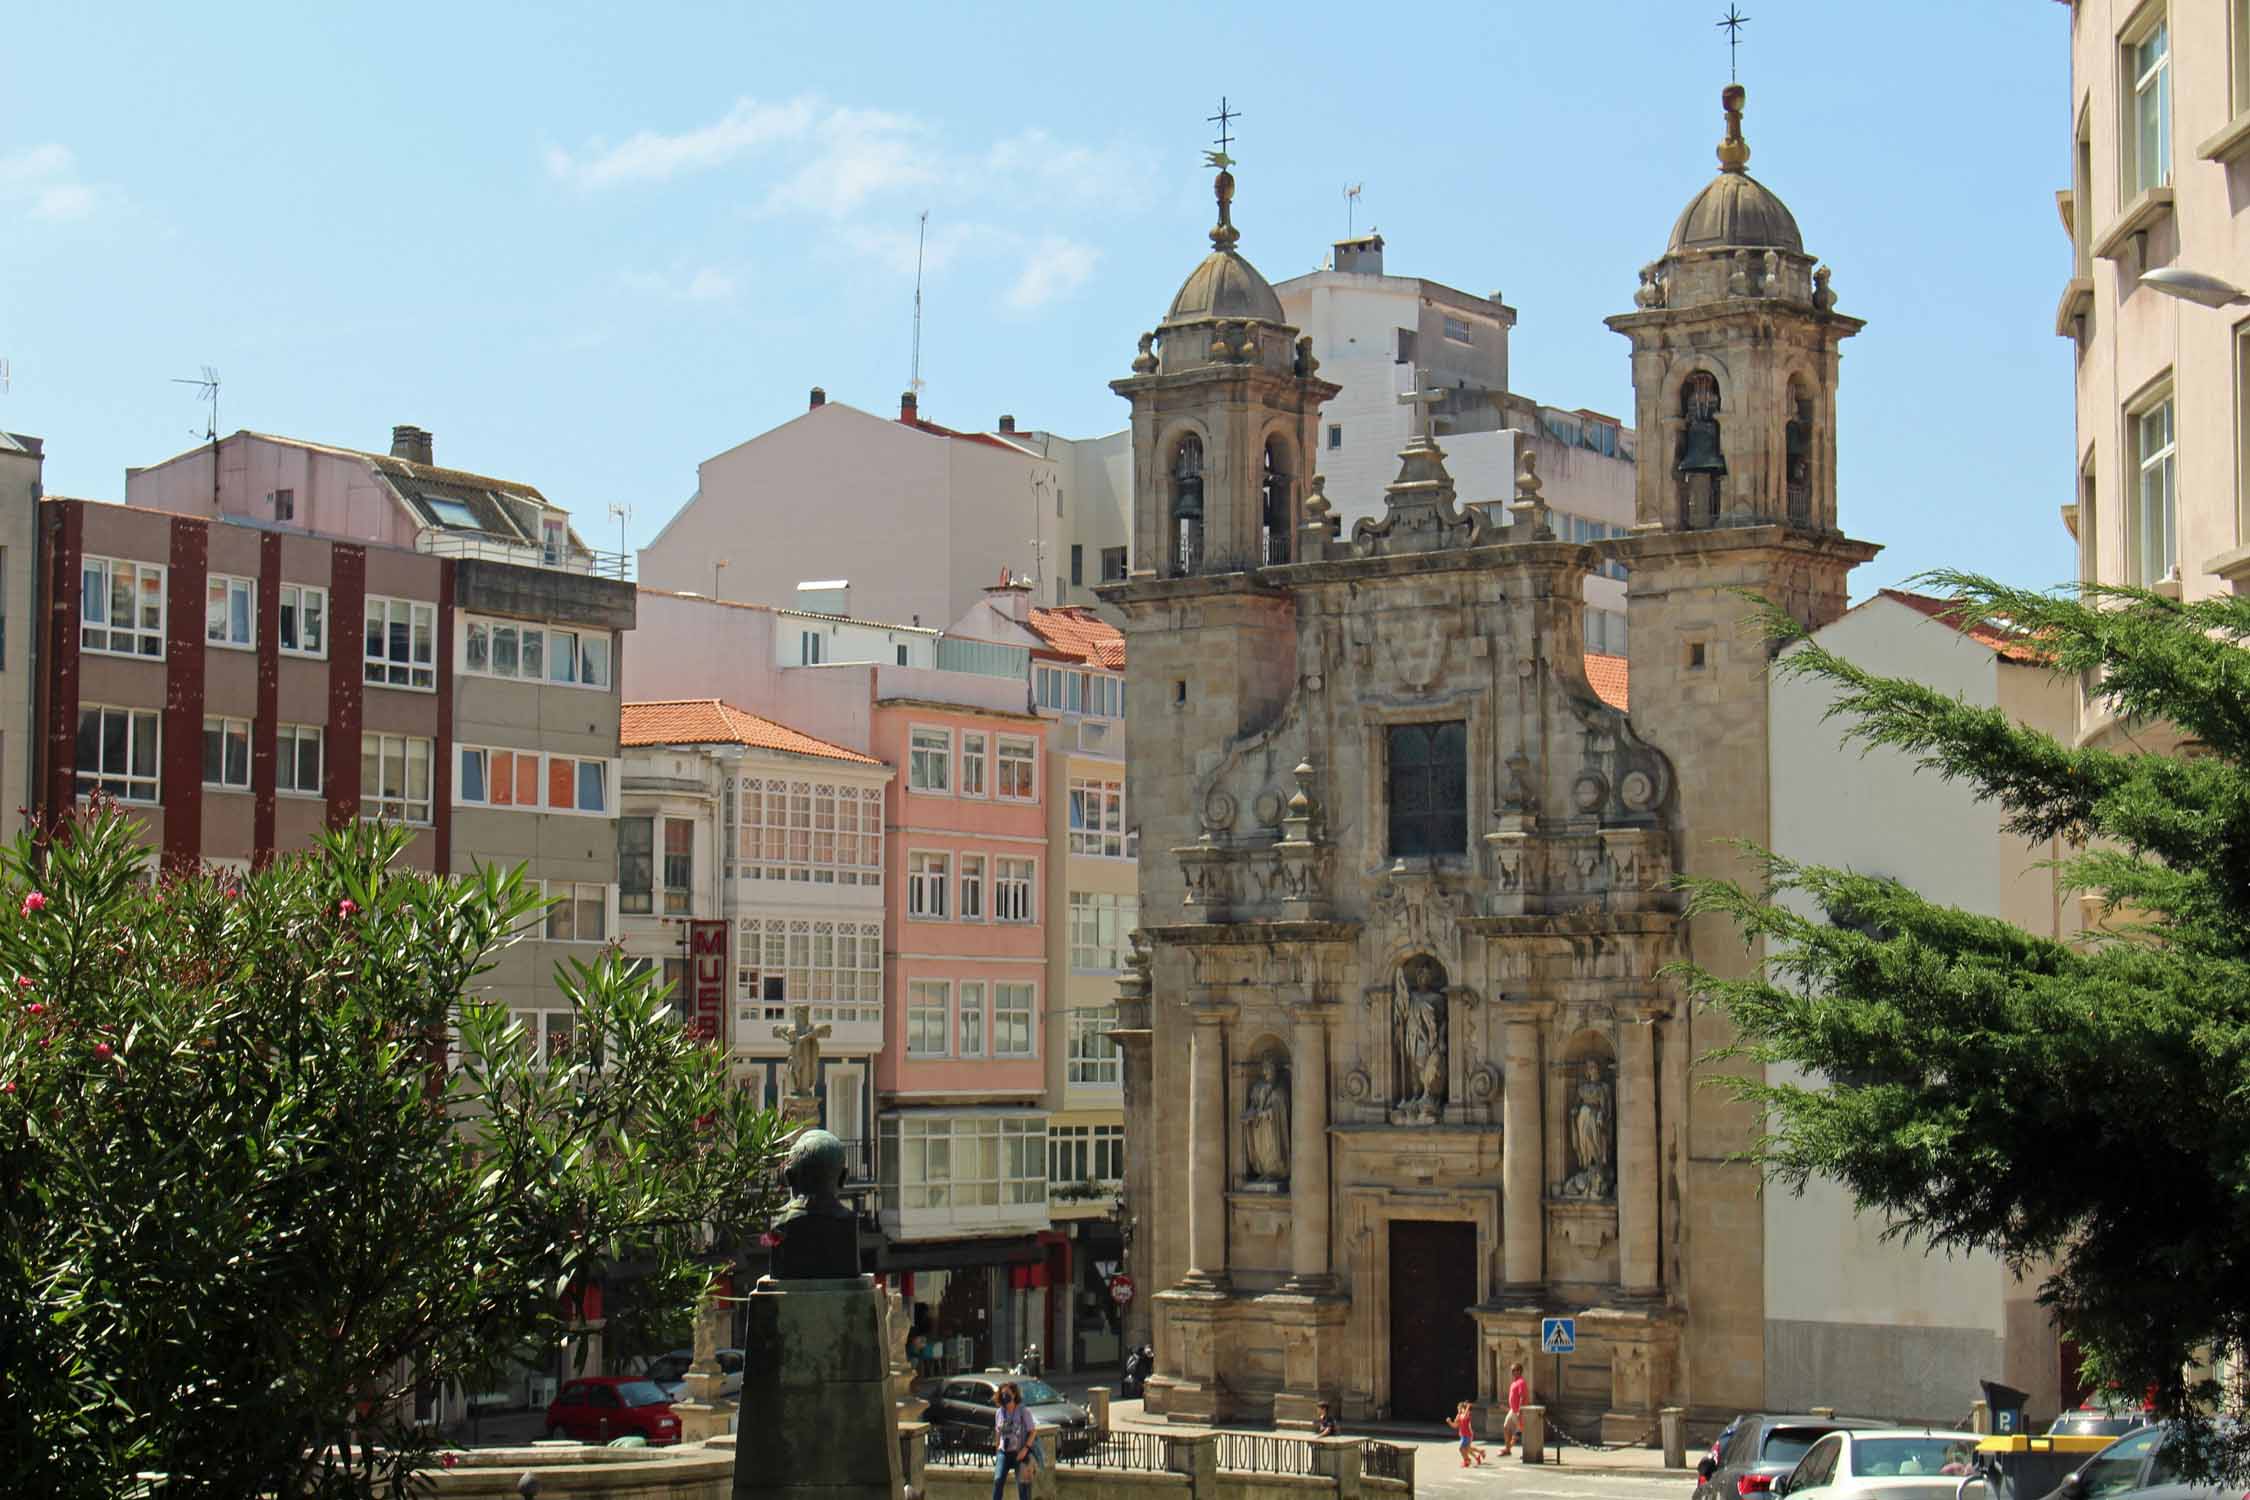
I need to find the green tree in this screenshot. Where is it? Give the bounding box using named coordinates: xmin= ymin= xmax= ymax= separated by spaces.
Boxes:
xmin=0 ymin=805 xmax=791 ymax=1498
xmin=1684 ymin=575 xmax=2250 ymax=1471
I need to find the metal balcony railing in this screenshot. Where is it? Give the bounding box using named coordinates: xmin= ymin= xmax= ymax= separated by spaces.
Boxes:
xmin=414 ymin=529 xmax=633 ymax=580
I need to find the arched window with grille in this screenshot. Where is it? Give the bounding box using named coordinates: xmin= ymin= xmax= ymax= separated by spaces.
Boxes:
xmin=1674 ymin=372 xmax=1725 ymax=529
xmin=1784 ymin=375 xmax=1815 ymax=526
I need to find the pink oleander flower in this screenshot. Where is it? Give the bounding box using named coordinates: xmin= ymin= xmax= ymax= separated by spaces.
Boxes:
xmin=93 ymin=1042 xmax=111 ymax=1060
xmin=15 ymin=976 xmax=31 ymax=991
xmin=19 ymin=892 xmax=46 ymax=916
xmin=338 ymin=899 xmax=358 ymax=917
xmin=25 ymin=1003 xmax=43 ymax=1017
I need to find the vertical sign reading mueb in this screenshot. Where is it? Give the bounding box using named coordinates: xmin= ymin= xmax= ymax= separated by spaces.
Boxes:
xmin=686 ymin=919 xmax=728 ymax=1046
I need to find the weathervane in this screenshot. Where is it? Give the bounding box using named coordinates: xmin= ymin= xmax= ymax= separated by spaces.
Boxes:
xmin=1206 ymin=97 xmax=1238 ymax=165
xmin=1717 ymin=5 xmax=1749 ymax=81
xmin=1204 ymin=98 xmax=1242 ymax=250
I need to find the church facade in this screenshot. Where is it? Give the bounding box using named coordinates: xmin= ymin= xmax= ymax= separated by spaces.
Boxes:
xmin=1098 ymin=88 xmax=1878 ymax=1436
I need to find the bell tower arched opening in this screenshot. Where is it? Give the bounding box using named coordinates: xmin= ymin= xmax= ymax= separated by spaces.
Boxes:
xmin=1676 ymin=373 xmax=1725 ymax=530
xmin=1784 ymin=375 xmax=1815 ymax=526
xmin=1261 ymin=438 xmax=1293 ymax=565
xmin=1172 ymin=435 xmax=1206 ymax=576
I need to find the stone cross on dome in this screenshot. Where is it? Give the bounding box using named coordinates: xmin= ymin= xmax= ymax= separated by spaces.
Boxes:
xmin=1397 ymin=385 xmax=1445 ymax=445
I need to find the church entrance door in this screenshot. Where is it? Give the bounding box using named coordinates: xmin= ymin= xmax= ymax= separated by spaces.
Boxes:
xmin=1387 ymin=1220 xmax=1478 ymax=1421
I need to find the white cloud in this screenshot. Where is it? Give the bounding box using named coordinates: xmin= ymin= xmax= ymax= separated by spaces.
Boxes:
xmin=985 ymin=130 xmax=1157 ymax=209
xmin=842 ymin=219 xmax=998 ymax=277
xmin=0 ymin=144 xmax=103 ymax=223
xmin=1005 ymin=236 xmax=1100 ymax=310
xmin=547 ymin=96 xmax=817 ymax=189
xmin=684 ymin=267 xmax=735 ymax=302
xmin=763 ymin=108 xmax=941 ymax=218
xmin=618 ymin=265 xmax=740 ymax=303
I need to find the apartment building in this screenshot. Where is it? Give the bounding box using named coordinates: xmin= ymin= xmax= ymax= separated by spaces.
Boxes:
xmin=615 ymin=698 xmax=893 ymax=1146
xmin=112 ymin=425 xmax=635 ymax=1036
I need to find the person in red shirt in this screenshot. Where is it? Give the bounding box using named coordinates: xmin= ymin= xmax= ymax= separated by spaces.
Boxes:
xmin=1453 ymin=1401 xmax=1487 ymax=1466
xmin=1501 ymin=1362 xmax=1529 ymax=1456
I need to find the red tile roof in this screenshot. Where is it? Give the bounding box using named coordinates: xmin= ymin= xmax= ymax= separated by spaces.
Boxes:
xmin=1877 ymin=589 xmax=2046 ymax=664
xmin=619 ymin=700 xmax=884 ymax=766
xmin=1583 ymin=652 xmax=1629 ymax=711
xmin=1027 ymin=607 xmax=1126 ymax=670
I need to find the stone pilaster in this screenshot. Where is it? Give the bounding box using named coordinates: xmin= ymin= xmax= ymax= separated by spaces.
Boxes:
xmin=1501 ymin=1014 xmax=1546 ymax=1291
xmin=1618 ymin=1013 xmax=1661 ymax=1295
xmin=1285 ymin=1003 xmax=1334 ymax=1289
xmin=1183 ymin=1000 xmax=1235 ymax=1288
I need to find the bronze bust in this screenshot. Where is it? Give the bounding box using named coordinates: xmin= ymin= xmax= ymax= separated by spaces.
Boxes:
xmin=768 ymin=1128 xmax=859 ymax=1280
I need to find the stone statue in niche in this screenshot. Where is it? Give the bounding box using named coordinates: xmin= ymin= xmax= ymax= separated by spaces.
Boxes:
xmin=1561 ymin=1058 xmax=1616 ymax=1200
xmin=1242 ymin=1055 xmax=1291 ymax=1185
xmin=1390 ymin=955 xmax=1450 ymax=1125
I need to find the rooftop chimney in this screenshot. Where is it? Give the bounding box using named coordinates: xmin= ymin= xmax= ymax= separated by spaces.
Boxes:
xmin=998 ymin=415 xmax=1016 ymax=434
xmin=809 ymin=387 xmax=827 ymax=409
xmin=900 ymin=392 xmax=918 ymax=424
xmin=1332 ymin=233 xmax=1385 ymax=275
xmin=390 ymin=425 xmax=434 ymax=467
xmin=984 ymin=571 xmax=1034 ymax=623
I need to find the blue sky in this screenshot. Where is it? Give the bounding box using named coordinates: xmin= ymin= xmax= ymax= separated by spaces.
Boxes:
xmin=1 ymin=1 xmax=2068 ymax=593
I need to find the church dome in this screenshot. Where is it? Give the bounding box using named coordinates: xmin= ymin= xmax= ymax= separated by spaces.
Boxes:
xmin=1664 ymin=84 xmax=1802 ymax=256
xmin=1164 ymin=246 xmax=1285 ymax=327
xmin=1667 ymin=169 xmax=1802 ymax=254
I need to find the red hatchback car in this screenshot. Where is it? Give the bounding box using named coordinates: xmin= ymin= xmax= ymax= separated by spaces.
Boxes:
xmin=544 ymin=1377 xmax=682 ymax=1445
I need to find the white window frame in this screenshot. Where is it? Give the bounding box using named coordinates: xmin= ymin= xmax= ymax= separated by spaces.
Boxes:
xmin=960 ymin=731 xmax=989 ymax=799
xmin=277 ymin=723 xmax=323 ymax=796
xmin=738 ymin=777 xmax=881 ymax=886
xmin=957 ymin=980 xmax=987 ymax=1058
xmin=279 ymin=583 xmax=327 ymax=659
xmin=1327 ymin=423 xmax=1343 ymax=451
xmin=1068 ymin=891 xmax=1136 ymax=973
xmin=1049 ymin=1121 xmax=1125 ymax=1185
xmin=1067 ymin=1007 xmax=1122 ymax=1086
xmin=451 ymin=745 xmax=614 ymax=815
xmin=80 ymin=556 xmax=166 ymax=660
xmin=201 ymin=715 xmax=252 ymax=790
xmin=996 ymin=735 xmax=1037 ymax=801
xmin=2131 ymin=387 xmax=2178 ymax=588
xmin=364 ymin=595 xmax=437 ymax=692
xmin=523 ymin=1008 xmax=575 ymax=1066
xmin=959 ymin=853 xmax=986 ymax=921
xmin=75 ymin=703 xmax=160 ymax=803
xmin=906 ymin=979 xmax=951 ymax=1057
xmin=992 ymin=982 xmax=1036 ymax=1058
xmin=2125 ymin=8 xmax=2171 ymax=198
xmin=994 ymin=857 xmax=1035 ymax=923
xmin=908 ymin=850 xmax=951 ymax=920
xmin=462 ymin=614 xmax=611 ymax=689
xmin=908 ymin=726 xmax=952 ymax=794
xmin=1069 ymin=778 xmax=1126 ymax=858
xmin=543 ymin=881 xmax=611 ymax=943
xmin=205 ymin=574 xmax=255 ymax=649
xmin=361 ymin=733 xmax=434 ymax=826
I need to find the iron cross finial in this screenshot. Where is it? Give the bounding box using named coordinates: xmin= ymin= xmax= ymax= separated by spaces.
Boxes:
xmin=1717 ymin=5 xmax=1750 ymax=82
xmin=1207 ymin=97 xmax=1238 ymax=159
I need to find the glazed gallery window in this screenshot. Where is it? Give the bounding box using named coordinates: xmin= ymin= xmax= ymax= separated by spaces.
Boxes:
xmin=201 ymin=716 xmax=251 ymax=790
xmin=544 ymin=881 xmax=609 ymax=943
xmin=996 ymin=736 xmax=1037 ymax=800
xmin=663 ymin=817 xmax=693 ymax=914
xmin=959 ymin=853 xmax=986 ymax=921
xmin=957 ymin=981 xmax=987 ymax=1058
xmin=463 ymin=616 xmax=611 ymax=689
xmin=1068 ymin=892 xmax=1137 ymax=973
xmin=908 ymin=727 xmax=951 ymax=793
xmin=1035 ymin=667 xmax=1123 ymax=719
xmin=277 ymin=724 xmax=323 ymax=796
xmin=205 ymin=575 xmax=254 ymax=648
xmin=2125 ymin=12 xmax=2171 ymax=196
xmin=360 ymin=734 xmax=433 ymax=825
xmin=2133 ymin=394 xmax=2178 ymax=587
xmin=736 ymin=918 xmax=881 ymax=1023
xmin=1387 ymin=720 xmax=1468 ymax=857
xmin=279 ymin=583 xmax=326 ymax=657
xmin=896 ymin=1116 xmax=1046 ymax=1209
xmin=738 ymin=779 xmax=881 ymax=885
xmin=76 ymin=705 xmax=159 ymax=803
xmin=1049 ymin=1122 xmax=1124 ymax=1185
xmin=906 ymin=980 xmax=951 ymax=1056
xmin=992 ymin=982 xmax=1036 ymax=1057
xmin=959 ymin=732 xmax=988 ymax=798
xmin=618 ymin=817 xmax=653 ymax=913
xmin=908 ymin=852 xmax=950 ymax=919
xmin=994 ymin=858 xmax=1035 ymax=923
xmin=363 ymin=596 xmax=437 ymax=691
xmin=1066 ymin=1006 xmax=1121 ymax=1086
xmin=81 ymin=557 xmax=166 ymax=659
xmin=1069 ymin=778 xmax=1126 ymax=857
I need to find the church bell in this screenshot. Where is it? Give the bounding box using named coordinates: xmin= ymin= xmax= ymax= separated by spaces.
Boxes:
xmin=1676 ymin=421 xmax=1726 ymax=475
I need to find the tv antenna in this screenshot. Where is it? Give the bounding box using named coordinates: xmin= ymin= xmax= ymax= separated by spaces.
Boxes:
xmin=607 ymin=502 xmax=634 ymax=577
xmin=1345 ymin=183 xmax=1363 ymax=238
xmin=910 ymin=210 xmax=929 ymax=399
xmin=0 ymin=358 xmax=11 ymax=396
xmin=172 ymin=365 xmax=221 ymax=510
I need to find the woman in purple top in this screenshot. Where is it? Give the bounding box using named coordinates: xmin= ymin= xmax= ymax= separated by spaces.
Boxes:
xmin=992 ymin=1382 xmax=1038 ymax=1500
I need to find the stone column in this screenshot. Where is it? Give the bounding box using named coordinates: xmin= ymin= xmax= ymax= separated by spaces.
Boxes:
xmin=1184 ymin=1003 xmax=1232 ymax=1287
xmin=1286 ymin=1005 xmax=1332 ymax=1288
xmin=1502 ymin=1016 xmax=1544 ymax=1290
xmin=1618 ymin=1013 xmax=1660 ymax=1294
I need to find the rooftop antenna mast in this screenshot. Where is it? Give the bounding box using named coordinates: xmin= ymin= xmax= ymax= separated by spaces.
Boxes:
xmin=910 ymin=210 xmax=929 ymax=400
xmin=608 ymin=501 xmax=634 ymax=578
xmin=172 ymin=365 xmax=220 ymax=512
xmin=1345 ymin=183 xmax=1363 ymax=238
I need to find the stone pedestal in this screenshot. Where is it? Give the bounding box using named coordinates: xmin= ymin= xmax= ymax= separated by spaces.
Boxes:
xmin=733 ymin=1274 xmax=903 ymax=1500
xmin=783 ymin=1091 xmax=821 ymax=1128
xmin=675 ymin=1297 xmax=740 ymax=1444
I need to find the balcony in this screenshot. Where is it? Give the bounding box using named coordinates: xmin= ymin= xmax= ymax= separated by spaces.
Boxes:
xmin=735 ymin=1001 xmax=885 ymax=1054
xmin=415 ymin=528 xmax=633 ymax=581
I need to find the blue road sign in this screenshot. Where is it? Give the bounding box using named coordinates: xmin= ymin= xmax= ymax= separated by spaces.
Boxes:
xmin=1541 ymin=1317 xmax=1577 ymax=1355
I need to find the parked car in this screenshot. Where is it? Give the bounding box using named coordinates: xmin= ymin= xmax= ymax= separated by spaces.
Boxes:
xmin=543 ymin=1376 xmax=683 ymax=1445
xmin=1775 ymin=1428 xmax=1981 ymax=1500
xmin=922 ymin=1374 xmax=1094 ymax=1458
xmin=1696 ymin=1415 xmax=1889 ymax=1500
xmin=2048 ymin=1403 xmax=2153 ymax=1441
xmin=2049 ymin=1422 xmax=2241 ymax=1500
xmin=645 ymin=1347 xmax=745 ymax=1401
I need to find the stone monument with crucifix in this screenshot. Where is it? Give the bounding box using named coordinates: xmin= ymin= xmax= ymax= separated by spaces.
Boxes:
xmin=773 ymin=1005 xmax=829 ymax=1127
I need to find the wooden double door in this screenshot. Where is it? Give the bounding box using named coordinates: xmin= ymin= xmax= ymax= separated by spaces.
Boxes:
xmin=1386 ymin=1220 xmax=1479 ymax=1422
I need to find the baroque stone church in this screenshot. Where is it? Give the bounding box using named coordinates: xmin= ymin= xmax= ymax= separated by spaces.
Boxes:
xmin=1096 ymin=87 xmax=1879 ymax=1436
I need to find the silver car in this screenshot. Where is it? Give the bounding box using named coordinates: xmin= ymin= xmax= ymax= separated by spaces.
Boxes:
xmin=1777 ymin=1428 xmax=1982 ymax=1500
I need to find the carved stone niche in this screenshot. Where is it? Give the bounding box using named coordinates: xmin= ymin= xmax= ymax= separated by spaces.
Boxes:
xmin=1598 ymin=826 xmax=1673 ymax=914
xmin=1175 ymin=840 xmax=1239 ymax=923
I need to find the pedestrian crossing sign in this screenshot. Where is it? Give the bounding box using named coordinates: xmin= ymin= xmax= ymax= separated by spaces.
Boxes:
xmin=1541 ymin=1317 xmax=1576 ymax=1354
